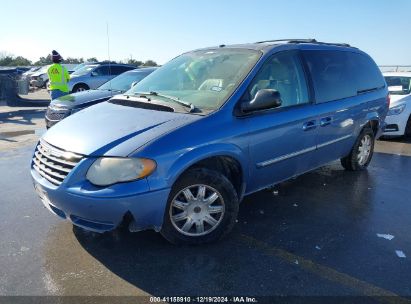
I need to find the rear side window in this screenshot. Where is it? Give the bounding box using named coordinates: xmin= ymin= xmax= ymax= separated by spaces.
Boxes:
xmin=302 ymin=50 xmax=385 ymax=103
xmin=111 ymin=65 xmax=134 ymax=75
xmin=92 ymin=66 xmax=110 ymax=76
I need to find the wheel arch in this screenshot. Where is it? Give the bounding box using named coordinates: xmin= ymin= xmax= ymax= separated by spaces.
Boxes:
xmin=166 ymin=144 xmax=248 ymax=201
xmin=360 ymin=111 xmax=381 ymax=138
xmin=72 ymin=82 xmax=89 ymax=92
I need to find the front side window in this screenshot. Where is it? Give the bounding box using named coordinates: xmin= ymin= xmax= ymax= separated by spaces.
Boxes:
xmin=246 ymin=51 xmax=309 ymax=107
xmin=128 ymin=49 xmax=261 ymax=110
xmin=385 ymin=76 xmax=411 ymax=95
xmin=111 ymin=65 xmax=134 ymax=75
xmin=71 ymin=64 xmax=98 ymax=77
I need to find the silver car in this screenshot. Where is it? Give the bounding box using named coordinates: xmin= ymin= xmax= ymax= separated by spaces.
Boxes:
xmin=68 ymin=63 xmax=135 ymax=93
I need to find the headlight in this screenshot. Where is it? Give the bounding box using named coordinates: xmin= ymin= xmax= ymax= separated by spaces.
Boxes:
xmin=387 ymin=104 xmax=406 ymax=116
xmin=86 ymin=157 xmax=156 ymax=186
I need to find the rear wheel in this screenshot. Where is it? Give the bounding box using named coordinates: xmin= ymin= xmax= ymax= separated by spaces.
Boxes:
xmin=73 ymin=84 xmax=89 ymax=92
xmin=161 ymin=168 xmax=239 ymax=245
xmin=341 ymin=128 xmax=374 ymax=171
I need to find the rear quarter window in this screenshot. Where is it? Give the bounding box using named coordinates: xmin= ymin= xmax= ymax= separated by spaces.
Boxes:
xmin=302 ymin=50 xmax=385 ymax=103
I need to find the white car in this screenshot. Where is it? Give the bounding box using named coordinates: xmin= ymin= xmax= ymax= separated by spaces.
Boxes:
xmin=383 ymin=72 xmax=411 ymax=137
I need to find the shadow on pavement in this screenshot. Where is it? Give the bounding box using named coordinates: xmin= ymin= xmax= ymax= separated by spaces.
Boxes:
xmin=0 ymin=109 xmax=46 ymax=127
xmin=6 ymin=96 xmax=50 ymax=107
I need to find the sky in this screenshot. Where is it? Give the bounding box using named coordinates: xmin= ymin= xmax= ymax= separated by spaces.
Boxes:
xmin=0 ymin=0 xmax=409 ymax=65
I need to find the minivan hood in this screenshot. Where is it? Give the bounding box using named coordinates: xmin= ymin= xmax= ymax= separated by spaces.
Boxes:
xmin=42 ymin=101 xmax=200 ymax=156
xmin=50 ymin=90 xmax=113 ymax=109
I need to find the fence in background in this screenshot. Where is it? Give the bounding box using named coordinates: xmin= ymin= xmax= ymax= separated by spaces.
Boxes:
xmin=379 ymin=66 xmax=411 ymax=72
xmin=0 ymin=75 xmax=17 ymax=102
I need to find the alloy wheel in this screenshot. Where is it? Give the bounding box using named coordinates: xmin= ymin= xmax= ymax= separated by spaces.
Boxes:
xmin=169 ymin=184 xmax=225 ymax=237
xmin=357 ymin=134 xmax=372 ymax=166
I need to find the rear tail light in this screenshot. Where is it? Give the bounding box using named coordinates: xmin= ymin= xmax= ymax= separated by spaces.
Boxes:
xmin=386 ymin=94 xmax=391 ymax=108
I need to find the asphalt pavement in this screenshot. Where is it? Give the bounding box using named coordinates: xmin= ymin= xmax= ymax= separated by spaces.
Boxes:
xmin=0 ymin=102 xmax=411 ymax=303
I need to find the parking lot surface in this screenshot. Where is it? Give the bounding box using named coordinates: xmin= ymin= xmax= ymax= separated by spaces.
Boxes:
xmin=1 ymin=102 xmax=411 ymax=303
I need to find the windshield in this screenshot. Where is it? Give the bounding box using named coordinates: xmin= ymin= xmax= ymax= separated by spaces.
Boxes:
xmin=128 ymin=49 xmax=261 ymax=110
xmin=385 ymin=76 xmax=411 ymax=95
xmin=73 ymin=62 xmax=95 ymax=71
xmin=71 ymin=64 xmax=98 ymax=77
xmin=98 ymin=71 xmax=149 ymax=92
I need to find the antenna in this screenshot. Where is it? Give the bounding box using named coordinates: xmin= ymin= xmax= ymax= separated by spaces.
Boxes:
xmin=106 ymin=22 xmax=112 ymax=91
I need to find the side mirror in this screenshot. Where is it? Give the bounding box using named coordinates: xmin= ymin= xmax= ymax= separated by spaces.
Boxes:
xmin=131 ymin=81 xmax=139 ymax=88
xmin=91 ymin=71 xmax=97 ymax=77
xmin=241 ymin=89 xmax=282 ymax=113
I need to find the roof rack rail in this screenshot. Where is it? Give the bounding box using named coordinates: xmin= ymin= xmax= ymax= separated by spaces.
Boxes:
xmin=255 ymin=39 xmax=318 ymax=44
xmin=255 ymin=39 xmax=352 ymax=48
xmin=314 ymin=41 xmax=352 ymax=47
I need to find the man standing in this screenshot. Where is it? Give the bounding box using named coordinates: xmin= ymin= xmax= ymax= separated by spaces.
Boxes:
xmin=47 ymin=50 xmax=70 ymax=100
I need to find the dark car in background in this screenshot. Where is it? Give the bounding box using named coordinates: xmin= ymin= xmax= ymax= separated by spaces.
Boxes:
xmin=45 ymin=67 xmax=157 ymax=128
xmin=68 ymin=62 xmax=135 ymax=92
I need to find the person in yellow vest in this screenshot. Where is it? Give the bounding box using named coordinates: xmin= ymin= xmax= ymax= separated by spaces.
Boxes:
xmin=47 ymin=50 xmax=70 ymax=100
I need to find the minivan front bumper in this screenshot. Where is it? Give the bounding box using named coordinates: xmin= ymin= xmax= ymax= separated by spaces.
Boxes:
xmin=31 ymin=167 xmax=170 ymax=233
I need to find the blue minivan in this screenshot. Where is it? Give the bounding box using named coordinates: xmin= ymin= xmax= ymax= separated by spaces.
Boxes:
xmin=31 ymin=39 xmax=389 ymax=244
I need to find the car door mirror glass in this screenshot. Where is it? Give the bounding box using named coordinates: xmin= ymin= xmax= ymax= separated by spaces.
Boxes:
xmin=241 ymin=89 xmax=282 ymax=113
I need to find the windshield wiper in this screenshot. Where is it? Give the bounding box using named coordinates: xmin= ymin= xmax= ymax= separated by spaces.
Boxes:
xmin=136 ymin=91 xmax=197 ymax=113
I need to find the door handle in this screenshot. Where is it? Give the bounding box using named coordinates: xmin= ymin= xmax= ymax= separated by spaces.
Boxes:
xmin=320 ymin=117 xmax=332 ymax=127
xmin=302 ymin=120 xmax=317 ymax=131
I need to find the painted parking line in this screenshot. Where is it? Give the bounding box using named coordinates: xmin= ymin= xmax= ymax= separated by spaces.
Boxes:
xmin=238 ymin=234 xmax=411 ymax=304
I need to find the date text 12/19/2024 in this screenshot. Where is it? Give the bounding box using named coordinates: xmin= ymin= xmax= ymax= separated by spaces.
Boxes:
xmin=150 ymin=297 xmax=258 ymax=303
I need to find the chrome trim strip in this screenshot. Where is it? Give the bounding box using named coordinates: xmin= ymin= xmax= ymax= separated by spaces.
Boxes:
xmin=37 ymin=145 xmax=78 ymax=167
xmin=317 ymin=134 xmax=352 ymax=149
xmin=34 ymin=151 xmax=71 ymax=173
xmin=256 ymin=134 xmax=352 ymax=168
xmin=33 ymin=164 xmax=63 ymax=185
xmin=256 ymin=146 xmax=317 ymax=168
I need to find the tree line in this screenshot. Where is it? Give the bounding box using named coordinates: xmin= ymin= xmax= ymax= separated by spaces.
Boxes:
xmin=0 ymin=53 xmax=158 ymax=67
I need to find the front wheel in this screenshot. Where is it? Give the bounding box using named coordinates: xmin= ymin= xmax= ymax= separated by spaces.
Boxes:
xmin=341 ymin=128 xmax=375 ymax=171
xmin=161 ymin=168 xmax=239 ymax=245
xmin=73 ymin=84 xmax=89 ymax=93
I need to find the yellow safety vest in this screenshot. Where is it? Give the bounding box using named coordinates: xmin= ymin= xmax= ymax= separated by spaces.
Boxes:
xmin=47 ymin=63 xmax=70 ymax=92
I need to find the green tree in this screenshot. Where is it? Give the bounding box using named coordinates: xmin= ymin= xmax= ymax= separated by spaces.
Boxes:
xmin=86 ymin=57 xmax=98 ymax=62
xmin=34 ymin=54 xmax=53 ymax=66
xmin=64 ymin=57 xmax=84 ymax=64
xmin=127 ymin=58 xmax=143 ymax=66
xmin=0 ymin=56 xmax=13 ymax=66
xmin=143 ymin=60 xmax=158 ymax=67
xmin=11 ymin=56 xmax=32 ymax=66
xmin=0 ymin=54 xmax=32 ymax=66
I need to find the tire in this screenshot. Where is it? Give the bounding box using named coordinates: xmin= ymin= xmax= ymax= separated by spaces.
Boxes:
xmin=73 ymin=84 xmax=89 ymax=93
xmin=405 ymin=115 xmax=411 ymax=138
xmin=161 ymin=168 xmax=239 ymax=245
xmin=341 ymin=127 xmax=374 ymax=171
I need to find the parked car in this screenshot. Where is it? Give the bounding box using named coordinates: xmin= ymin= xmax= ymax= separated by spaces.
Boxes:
xmin=31 ymin=39 xmax=388 ymax=244
xmin=382 ymin=72 xmax=411 ymax=137
xmin=30 ymin=65 xmax=49 ymax=88
xmin=45 ymin=67 xmax=157 ymax=128
xmin=68 ymin=62 xmax=135 ymax=93
xmin=22 ymin=66 xmax=42 ymax=78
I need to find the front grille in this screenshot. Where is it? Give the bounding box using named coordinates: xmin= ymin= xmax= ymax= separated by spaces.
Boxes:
xmin=32 ymin=140 xmax=84 ymax=186
xmin=46 ymin=108 xmax=71 ymax=121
